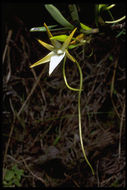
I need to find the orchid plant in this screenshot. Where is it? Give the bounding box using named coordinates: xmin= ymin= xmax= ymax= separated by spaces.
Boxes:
xmin=30 ymin=23 xmax=95 ymax=175
xmin=29 ymin=4 xmax=126 ymax=176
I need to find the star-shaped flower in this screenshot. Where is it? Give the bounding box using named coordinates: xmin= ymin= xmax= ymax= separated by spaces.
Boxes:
xmin=30 ymin=23 xmax=77 ymax=75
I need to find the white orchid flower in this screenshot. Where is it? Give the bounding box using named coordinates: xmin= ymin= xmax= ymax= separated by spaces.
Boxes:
xmin=30 ymin=23 xmax=77 ymax=75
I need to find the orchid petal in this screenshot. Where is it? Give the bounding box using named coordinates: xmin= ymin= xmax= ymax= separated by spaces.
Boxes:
xmin=44 ymin=23 xmax=61 ymax=48
xmin=49 ymin=52 xmax=65 ymax=75
xmin=61 ymin=28 xmax=77 ymax=51
xmin=37 ymin=39 xmax=54 ymax=51
xmin=30 ymin=51 xmax=54 ymax=68
xmin=44 ymin=22 xmax=53 ymax=38
xmin=65 ymin=50 xmax=76 ymax=63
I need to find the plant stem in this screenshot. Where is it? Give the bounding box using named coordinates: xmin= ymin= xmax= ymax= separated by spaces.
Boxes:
xmin=63 ymin=56 xmax=95 ymax=175
xmin=63 ymin=56 xmax=80 ymax=91
xmin=75 ymin=60 xmax=95 ymax=175
xmin=105 ymin=15 xmax=126 ymax=24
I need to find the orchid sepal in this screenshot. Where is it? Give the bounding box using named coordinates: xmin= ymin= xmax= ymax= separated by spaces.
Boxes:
xmin=30 ymin=51 xmax=54 ymax=68
xmin=37 ymin=39 xmax=54 ymax=51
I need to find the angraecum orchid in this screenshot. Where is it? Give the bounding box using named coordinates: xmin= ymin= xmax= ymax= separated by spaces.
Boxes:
xmin=30 ymin=23 xmax=95 ymax=175
xmin=30 ymin=23 xmax=77 ymax=75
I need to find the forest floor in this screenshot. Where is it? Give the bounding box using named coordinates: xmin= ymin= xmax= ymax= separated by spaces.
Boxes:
xmin=2 ymin=14 xmax=126 ymax=187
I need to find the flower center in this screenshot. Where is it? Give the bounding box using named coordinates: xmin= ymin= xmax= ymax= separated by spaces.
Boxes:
xmin=57 ymin=49 xmax=64 ymax=55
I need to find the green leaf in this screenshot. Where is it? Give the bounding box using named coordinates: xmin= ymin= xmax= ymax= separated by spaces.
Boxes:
xmin=3 ymin=180 xmax=13 ymax=187
xmin=108 ymin=55 xmax=113 ymax=61
xmin=98 ymin=4 xmax=107 ymax=12
xmin=13 ymin=178 xmax=21 ymax=187
xmin=80 ymin=22 xmax=92 ymax=30
xmin=68 ymin=4 xmax=80 ymax=22
xmin=53 ymin=136 xmax=60 ymax=145
xmin=15 ymin=169 xmax=24 ymax=178
xmin=30 ymin=25 xmax=58 ymax=32
xmin=116 ymin=29 xmax=126 ymax=38
xmin=45 ymin=4 xmax=74 ymax=28
xmin=4 ymin=170 xmax=14 ymax=181
xmin=68 ymin=44 xmax=81 ymax=49
xmin=50 ymin=35 xmax=68 ymax=42
xmin=12 ymin=164 xmax=19 ymax=172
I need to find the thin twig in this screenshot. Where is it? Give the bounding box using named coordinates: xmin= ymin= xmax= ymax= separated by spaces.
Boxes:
xmin=31 ymin=67 xmax=47 ymax=104
xmin=5 ymin=46 xmax=11 ymax=83
xmin=96 ymin=160 xmax=100 ymax=187
xmin=2 ymin=30 xmax=13 ymax=63
xmin=22 ymin=158 xmax=48 ymax=187
xmin=118 ymin=103 xmax=125 ymax=158
xmin=17 ymin=68 xmax=45 ymax=117
xmin=3 ymin=99 xmax=16 ymax=174
xmin=3 ymin=122 xmax=15 ymax=169
xmin=30 ymin=67 xmax=47 ymax=120
xmin=110 ymin=57 xmax=121 ymax=119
